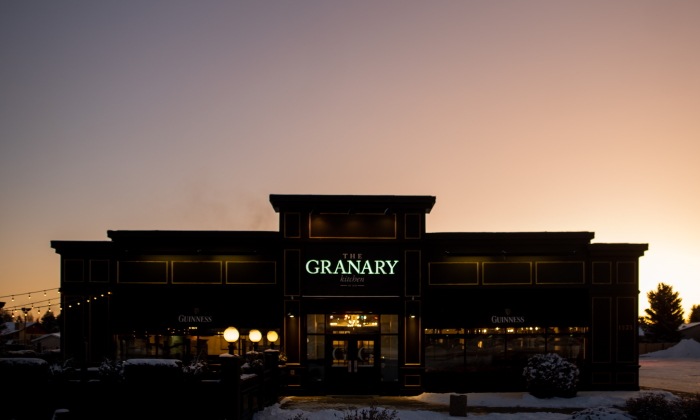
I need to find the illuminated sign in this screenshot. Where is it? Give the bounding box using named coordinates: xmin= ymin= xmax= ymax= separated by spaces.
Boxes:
xmin=303 ymin=251 xmax=401 ymax=296
xmin=177 ymin=315 xmax=212 ymax=322
xmin=491 ymin=316 xmax=525 ymax=323
xmin=305 ymin=255 xmax=399 ymax=275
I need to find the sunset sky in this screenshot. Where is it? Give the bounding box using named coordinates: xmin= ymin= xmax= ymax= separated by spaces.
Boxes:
xmin=1 ymin=1 xmax=699 ymax=316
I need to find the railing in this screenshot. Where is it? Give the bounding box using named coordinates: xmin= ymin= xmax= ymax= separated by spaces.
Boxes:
xmin=219 ymin=351 xmax=282 ymax=420
xmin=0 ymin=351 xmax=282 ymax=420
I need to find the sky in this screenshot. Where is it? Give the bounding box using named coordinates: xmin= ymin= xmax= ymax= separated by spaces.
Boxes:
xmin=1 ymin=1 xmax=699 ymax=317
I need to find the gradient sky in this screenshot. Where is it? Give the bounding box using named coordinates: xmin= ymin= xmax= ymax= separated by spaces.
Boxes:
xmin=1 ymin=1 xmax=699 ymax=316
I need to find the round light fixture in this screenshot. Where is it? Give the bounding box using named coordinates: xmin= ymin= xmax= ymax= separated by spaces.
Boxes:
xmin=249 ymin=329 xmax=262 ymax=343
xmin=267 ymin=330 xmax=279 ymax=343
xmin=223 ymin=326 xmax=239 ymax=343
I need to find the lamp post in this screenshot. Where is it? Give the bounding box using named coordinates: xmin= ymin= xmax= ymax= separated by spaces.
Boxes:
xmin=223 ymin=326 xmax=239 ymax=355
xmin=249 ymin=329 xmax=262 ymax=352
xmin=267 ymin=331 xmax=279 ymax=350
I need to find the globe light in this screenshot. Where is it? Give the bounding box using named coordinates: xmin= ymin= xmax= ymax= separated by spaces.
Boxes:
xmin=249 ymin=329 xmax=262 ymax=343
xmin=267 ymin=331 xmax=279 ymax=343
xmin=223 ymin=326 xmax=239 ymax=343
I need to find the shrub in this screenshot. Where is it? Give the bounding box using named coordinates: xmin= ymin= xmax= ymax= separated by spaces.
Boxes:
xmin=98 ymin=358 xmax=123 ymax=383
xmin=334 ymin=406 xmax=399 ymax=420
xmin=183 ymin=355 xmax=208 ymax=382
xmin=675 ymin=393 xmax=700 ymax=420
xmin=122 ymin=359 xmax=183 ymax=383
xmin=625 ymin=392 xmax=700 ymax=420
xmin=0 ymin=357 xmax=49 ymax=384
xmin=569 ymin=407 xmax=633 ymax=420
xmin=523 ymin=353 xmax=579 ymax=398
xmin=48 ymin=358 xmax=74 ymax=383
xmin=242 ymin=351 xmax=265 ymax=374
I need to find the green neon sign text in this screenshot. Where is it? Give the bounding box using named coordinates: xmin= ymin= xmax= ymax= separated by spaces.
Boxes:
xmin=306 ymin=259 xmax=399 ymax=275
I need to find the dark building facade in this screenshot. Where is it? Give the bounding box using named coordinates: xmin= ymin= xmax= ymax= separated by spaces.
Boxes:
xmin=51 ymin=194 xmax=647 ymax=394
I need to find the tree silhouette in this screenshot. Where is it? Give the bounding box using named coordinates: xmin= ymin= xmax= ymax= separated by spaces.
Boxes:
xmin=689 ymin=304 xmax=700 ymax=323
xmin=642 ymin=283 xmax=684 ymax=342
xmin=40 ymin=310 xmax=60 ymax=333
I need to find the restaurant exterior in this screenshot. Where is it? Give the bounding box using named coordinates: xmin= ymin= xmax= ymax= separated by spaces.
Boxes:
xmin=51 ymin=194 xmax=647 ymax=395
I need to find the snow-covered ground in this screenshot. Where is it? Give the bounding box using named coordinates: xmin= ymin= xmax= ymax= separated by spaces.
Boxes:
xmin=254 ymin=391 xmax=644 ymax=420
xmin=256 ymin=390 xmax=678 ymax=420
xmin=639 ymin=358 xmax=700 ymax=394
xmin=639 ymin=338 xmax=700 ymax=394
xmin=408 ymin=391 xmax=665 ymax=408
xmin=255 ymin=342 xmax=699 ymax=420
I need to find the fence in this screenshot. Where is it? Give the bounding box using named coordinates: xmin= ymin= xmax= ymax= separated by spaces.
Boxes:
xmin=638 ymin=342 xmax=679 ymax=355
xmin=0 ymin=351 xmax=281 ymax=420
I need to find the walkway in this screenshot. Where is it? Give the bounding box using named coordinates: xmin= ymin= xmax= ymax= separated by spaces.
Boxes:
xmin=279 ymin=395 xmax=582 ymax=415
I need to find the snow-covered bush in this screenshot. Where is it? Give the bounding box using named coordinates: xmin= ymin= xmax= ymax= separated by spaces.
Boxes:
xmin=0 ymin=357 xmax=49 ymax=383
xmin=569 ymin=407 xmax=633 ymax=420
xmin=98 ymin=358 xmax=123 ymax=383
xmin=182 ymin=357 xmax=208 ymax=382
xmin=243 ymin=351 xmax=265 ymax=374
xmin=523 ymin=353 xmax=579 ymax=398
xmin=48 ymin=358 xmax=74 ymax=382
xmin=334 ymin=405 xmax=399 ymax=420
xmin=676 ymin=393 xmax=700 ymax=420
xmin=122 ymin=359 xmax=183 ymax=383
xmin=625 ymin=392 xmax=700 ymax=420
xmin=278 ymin=351 xmax=288 ymax=365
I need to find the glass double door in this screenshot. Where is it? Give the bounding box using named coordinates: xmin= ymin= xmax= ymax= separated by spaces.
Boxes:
xmin=326 ymin=335 xmax=380 ymax=394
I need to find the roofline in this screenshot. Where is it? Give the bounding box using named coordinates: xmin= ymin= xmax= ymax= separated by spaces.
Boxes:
xmin=269 ymin=194 xmax=437 ymax=213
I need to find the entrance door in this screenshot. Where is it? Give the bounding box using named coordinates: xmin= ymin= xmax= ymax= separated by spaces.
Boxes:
xmin=326 ymin=335 xmax=380 ymax=394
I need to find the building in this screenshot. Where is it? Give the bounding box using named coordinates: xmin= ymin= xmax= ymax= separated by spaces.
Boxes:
xmin=32 ymin=333 xmax=61 ymax=352
xmin=1 ymin=322 xmax=50 ymax=351
xmin=678 ymin=322 xmax=700 ymax=342
xmin=51 ymin=194 xmax=647 ymax=394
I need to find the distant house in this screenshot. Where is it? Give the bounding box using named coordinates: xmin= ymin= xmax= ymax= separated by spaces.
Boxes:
xmin=32 ymin=332 xmax=60 ymax=351
xmin=0 ymin=322 xmax=50 ymax=350
xmin=678 ymin=322 xmax=700 ymax=342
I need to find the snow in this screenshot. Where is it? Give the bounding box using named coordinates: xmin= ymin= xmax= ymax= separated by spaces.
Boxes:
xmin=123 ymin=358 xmax=181 ymax=367
xmin=0 ymin=357 xmax=47 ymax=366
xmin=678 ymin=322 xmax=700 ymax=331
xmin=219 ymin=353 xmax=239 ymax=358
xmin=410 ymin=390 xmax=673 ymax=408
xmin=253 ymin=401 xmax=638 ymax=420
xmin=252 ymin=390 xmax=676 ymax=420
xmin=32 ymin=332 xmax=60 ymax=342
xmin=641 ymin=339 xmax=700 ymax=358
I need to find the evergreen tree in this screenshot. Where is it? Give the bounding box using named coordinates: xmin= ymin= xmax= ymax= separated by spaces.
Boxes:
xmin=0 ymin=308 xmax=12 ymax=322
xmin=689 ymin=304 xmax=700 ymax=323
xmin=642 ymin=283 xmax=684 ymax=342
xmin=40 ymin=311 xmax=60 ymax=333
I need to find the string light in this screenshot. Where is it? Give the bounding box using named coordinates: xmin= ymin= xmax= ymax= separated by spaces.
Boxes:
xmin=44 ymin=290 xmax=46 ymax=296
xmin=11 ymin=295 xmax=14 ymax=301
xmin=28 ymin=293 xmax=31 ymax=299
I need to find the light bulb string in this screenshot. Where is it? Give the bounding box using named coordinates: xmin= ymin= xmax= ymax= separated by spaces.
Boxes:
xmin=0 ymin=288 xmax=59 ymax=300
xmin=4 ymin=292 xmax=112 ymax=312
